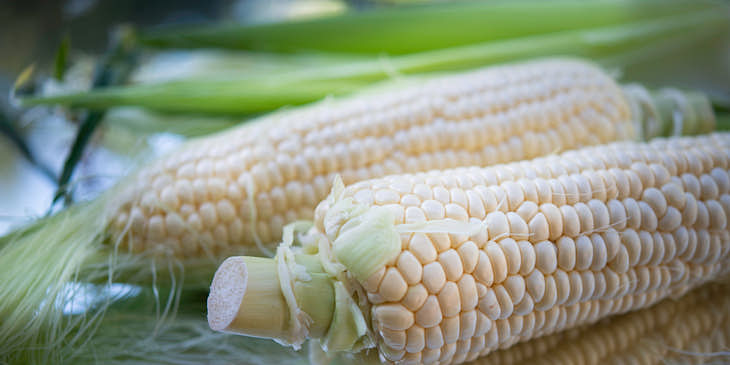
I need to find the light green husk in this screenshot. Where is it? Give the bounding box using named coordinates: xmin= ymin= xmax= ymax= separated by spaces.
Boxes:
xmin=0 ymin=193 xmax=221 ymax=363
xmin=139 ymin=0 xmax=714 ymax=54
xmin=22 ymin=8 xmax=729 ymax=115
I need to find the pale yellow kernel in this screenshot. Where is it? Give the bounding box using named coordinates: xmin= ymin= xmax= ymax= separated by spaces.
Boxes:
xmin=557 ymin=236 xmax=576 ymax=271
xmin=649 ymin=232 xmax=665 ymax=266
xmin=474 ymin=311 xmax=492 ymax=337
xmin=380 ymin=267 xmax=409 ymax=302
xmin=711 ymin=168 xmax=730 ymax=194
xmin=584 ymin=171 xmax=607 ymax=201
xmin=549 ymin=178 xmax=567 ymax=206
xmin=406 ymin=325 xmax=425 ymax=353
xmin=439 ymin=282 xmax=462 ymax=317
xmin=518 ymin=178 xmax=538 ymax=203
xmin=416 ymin=295 xmax=443 ymax=329
xmin=700 ymin=174 xmax=719 ymax=201
xmin=580 ymin=271 xmax=596 ymax=302
xmin=474 ymin=251 xmax=494 ymax=287
xmin=560 ymin=205 xmax=581 ymax=238
xmin=423 ymin=262 xmax=447 ymax=293
xmin=658 ymin=206 xmax=682 ymax=232
xmin=199 ymin=202 xmax=218 ymax=228
xmin=500 ymin=238 xmax=521 ymax=275
xmin=609 ymin=168 xmax=631 ymax=199
xmin=502 ymin=181 xmax=525 ymax=211
xmin=422 ymin=347 xmax=441 ymax=363
xmin=164 ymin=213 xmax=185 ymax=237
xmin=539 ymin=203 xmax=563 ymax=240
xmin=609 ymin=245 xmax=630 ymax=274
xmin=147 ymin=215 xmax=166 ymax=242
xmin=574 ymin=202 xmax=594 ymax=234
xmin=637 ymin=231 xmax=654 ymax=266
xmin=661 ymin=183 xmax=685 ymax=209
xmin=572 ymin=174 xmax=593 ymax=203
xmin=405 ymin=206 xmax=427 ymax=224
xmin=535 ymin=240 xmax=558 ymax=274
xmin=535 ymin=275 xmax=558 ymax=311
xmin=588 ymin=199 xmax=610 ymax=231
xmin=439 ymin=342 xmax=457 ymax=362
xmin=606 ymin=199 xmax=627 ymax=231
xmin=632 ymin=162 xmax=655 ymax=189
xmin=421 ymin=200 xmax=446 ymax=220
xmin=186 ymin=213 xmax=203 ymax=232
xmin=506 ymin=212 xmax=529 ymax=240
xmin=682 ymin=173 xmax=701 ymax=198
xmin=682 ymin=193 xmax=698 ymax=226
xmin=627 ymin=170 xmax=644 ymax=199
xmin=707 ymin=200 xmax=727 ymax=230
xmin=503 ymin=275 xmax=526 ymax=305
xmin=559 ymin=175 xmax=580 ymax=205
xmin=535 ymin=178 xmax=553 ymax=204
xmin=553 ymin=270 xmax=571 ymax=306
xmin=446 ymin=203 xmax=469 ymax=222
xmin=414 ymin=184 xmax=434 ymax=201
xmin=397 ymin=251 xmax=423 ymax=285
xmin=641 ymin=187 xmax=668 ymax=219
xmin=574 ymin=236 xmax=593 ymax=271
xmin=593 ymin=271 xmax=607 ymax=299
xmin=590 ymin=234 xmax=608 ymax=271
xmin=381 ymin=345 xmax=405 ymax=362
xmin=486 ymin=211 xmax=510 ymax=240
xmin=458 ymin=275 xmax=478 ymax=310
xmin=565 ymin=271 xmax=583 ymax=306
xmin=513 ymin=295 xmax=535 ymax=317
xmin=459 ymin=310 xmax=477 ymax=341
xmin=694 ymin=200 xmax=710 ymax=229
xmin=375 ymin=304 xmax=415 ymax=331
xmin=623 ymin=198 xmax=642 ymax=230
xmin=600 ymin=230 xmax=620 ymax=262
xmin=159 ymin=186 xmax=180 ymax=210
xmin=363 ymin=266 xmax=386 ymax=293
xmin=400 ymin=194 xmax=421 ymax=208
xmin=434 ymin=186 xmax=451 ymax=204
xmin=466 ymin=190 xmax=487 ymax=219
xmin=402 ymin=284 xmax=429 ymax=312
xmin=529 ymin=213 xmax=550 ymax=242
xmin=516 ymin=201 xmax=539 ymax=223
xmin=439 ymin=249 xmax=464 ymax=282
xmin=458 ymin=241 xmax=479 ymax=273
xmin=517 ymin=240 xmax=536 ymax=276
xmin=486 ymin=243 xmax=508 ymax=284
xmin=380 ymin=327 xmax=407 ymax=351
xmin=479 ymin=288 xmax=501 ymax=321
xmin=409 ymin=233 xmax=438 ymax=264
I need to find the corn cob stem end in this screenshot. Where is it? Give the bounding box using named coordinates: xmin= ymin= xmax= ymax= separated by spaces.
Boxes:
xmin=208 ymin=256 xmax=291 ymax=340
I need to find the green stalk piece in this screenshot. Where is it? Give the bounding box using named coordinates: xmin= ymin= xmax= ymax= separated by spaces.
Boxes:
xmin=22 ymin=8 xmax=729 ymax=115
xmin=140 ymin=0 xmax=715 ymax=54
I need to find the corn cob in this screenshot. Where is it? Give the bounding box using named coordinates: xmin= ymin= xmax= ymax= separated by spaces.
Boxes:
xmin=474 ymin=282 xmax=730 ymax=365
xmin=208 ymin=133 xmax=730 ymax=365
xmin=107 ymin=58 xmax=714 ymax=257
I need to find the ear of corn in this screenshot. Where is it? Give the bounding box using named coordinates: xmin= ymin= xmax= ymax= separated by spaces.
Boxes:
xmin=107 ymin=58 xmax=713 ymax=260
xmin=0 ymin=58 xmax=717 ymax=363
xmin=208 ymin=133 xmax=730 ymax=364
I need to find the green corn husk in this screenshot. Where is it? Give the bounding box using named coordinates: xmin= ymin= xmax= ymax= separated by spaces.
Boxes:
xmin=140 ymin=0 xmax=715 ymax=54
xmin=22 ymin=9 xmax=730 ymax=115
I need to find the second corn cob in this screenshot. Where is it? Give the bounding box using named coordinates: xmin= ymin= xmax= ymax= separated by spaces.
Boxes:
xmin=106 ymin=58 xmax=714 ymax=257
xmin=208 ymin=133 xmax=730 ymax=364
